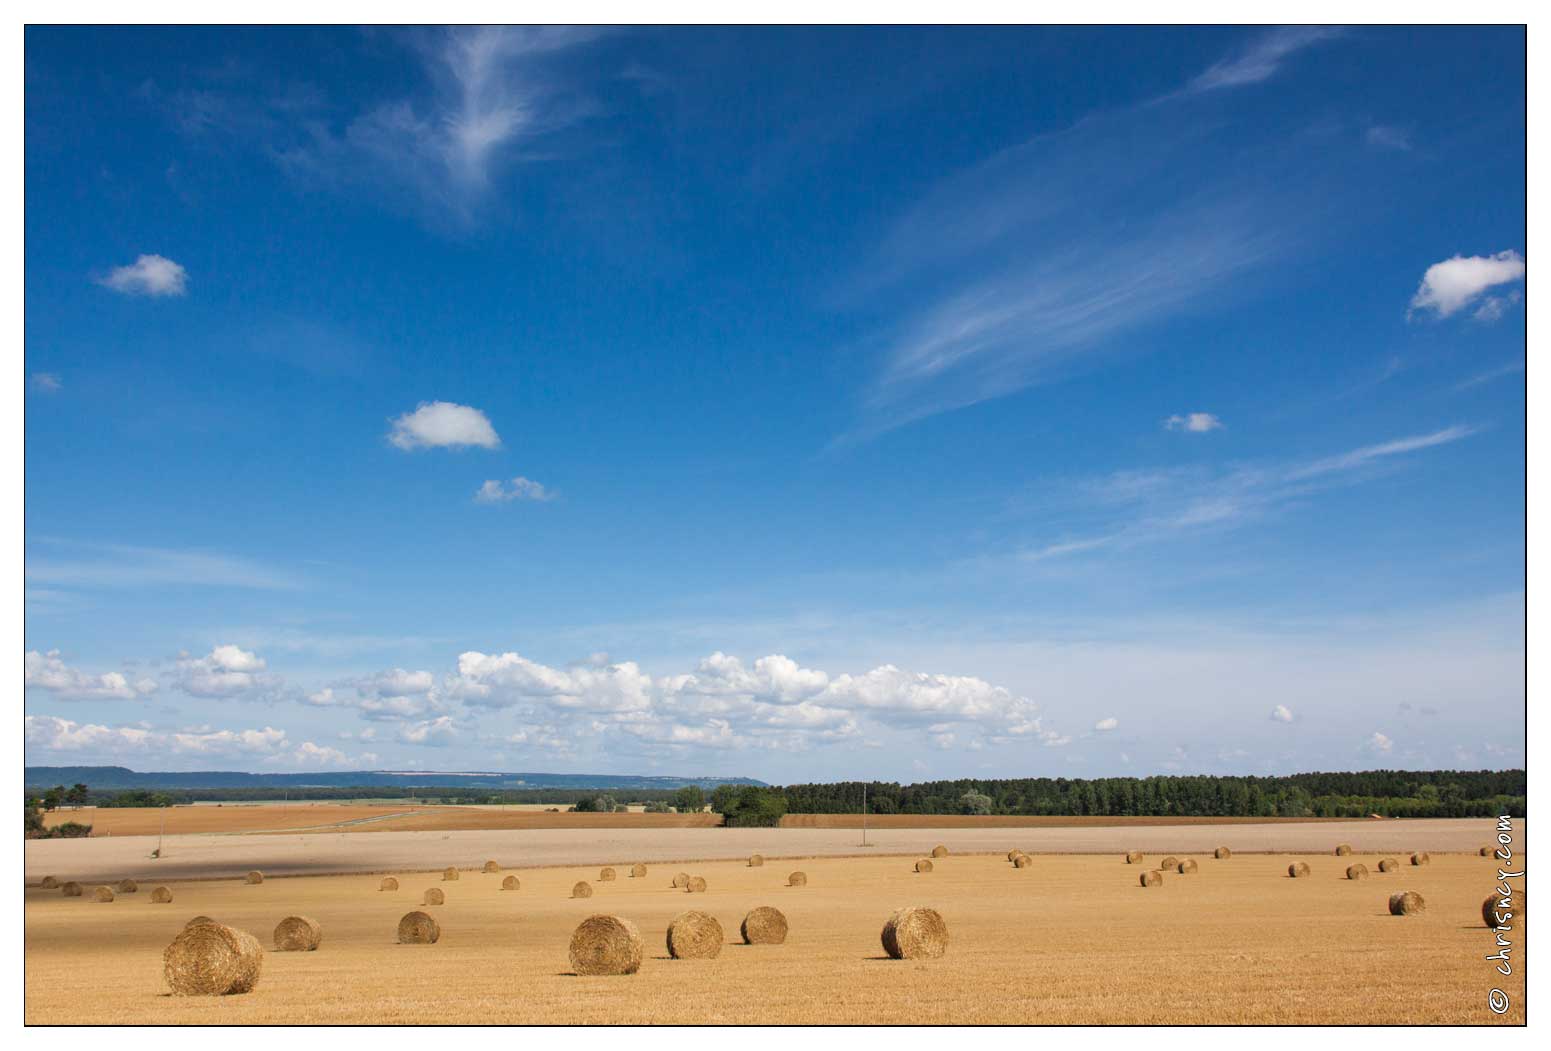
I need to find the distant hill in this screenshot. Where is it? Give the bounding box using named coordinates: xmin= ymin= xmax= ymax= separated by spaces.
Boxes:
xmin=23 ymin=765 xmax=765 ymax=792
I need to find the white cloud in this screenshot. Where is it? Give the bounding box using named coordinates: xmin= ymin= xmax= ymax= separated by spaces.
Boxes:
xmin=98 ymin=254 xmax=188 ymax=296
xmin=30 ymin=373 xmax=61 ymax=393
xmin=1185 ymin=27 xmax=1343 ymax=94
xmin=388 ymin=401 xmax=501 ymax=450
xmin=1365 ymin=125 xmax=1411 ymax=151
xmin=25 ymin=539 xmax=304 ymax=591
xmin=1366 ymin=731 xmax=1394 ymax=754
xmin=398 ymin=716 xmax=459 ymax=746
xmin=1409 ymin=250 xmax=1525 ymax=319
xmin=1093 ymin=717 xmax=1119 ymax=732
xmin=1270 ymin=704 xmax=1295 ymax=723
xmin=1473 ymin=290 xmax=1522 ymax=323
xmin=172 ymin=644 xmax=274 ymax=699
xmin=1286 ymin=425 xmax=1476 ymax=481
xmin=475 ymin=476 xmax=553 ymax=503
xmin=26 ymin=713 xmax=363 ymax=769
xmin=444 ymin=649 xmax=1065 ymax=752
xmin=1164 ymin=412 xmax=1223 ymax=433
xmin=24 ymin=650 xmax=156 ymax=701
xmin=275 ymin=27 xmax=604 ymax=224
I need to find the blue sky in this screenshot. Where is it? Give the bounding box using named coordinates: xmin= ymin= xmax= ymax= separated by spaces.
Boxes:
xmin=23 ymin=26 xmax=1525 ymax=781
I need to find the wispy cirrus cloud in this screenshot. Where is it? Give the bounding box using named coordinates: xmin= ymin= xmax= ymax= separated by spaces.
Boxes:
xmin=1019 ymin=424 xmax=1478 ymax=562
xmin=843 ymin=29 xmax=1351 ymax=439
xmin=1181 ymin=26 xmax=1343 ymax=95
xmin=277 ymin=26 xmax=607 ymax=224
xmin=26 ymin=539 xmax=305 ymax=592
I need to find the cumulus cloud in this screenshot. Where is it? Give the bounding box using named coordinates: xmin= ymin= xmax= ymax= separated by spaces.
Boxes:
xmin=313 ymin=668 xmax=444 ymax=722
xmin=1409 ymin=250 xmax=1525 ymax=319
xmin=1366 ymin=731 xmax=1394 ymax=754
xmin=444 ymin=649 xmax=1065 ymax=753
xmin=475 ymin=476 xmax=553 ymax=503
xmin=172 ymin=644 xmax=278 ymax=699
xmin=24 ymin=714 xmax=357 ymax=767
xmin=1270 ymin=704 xmax=1295 ymax=723
xmin=388 ymin=401 xmax=501 ymax=450
xmin=1164 ymin=412 xmax=1223 ymax=433
xmin=24 ymin=650 xmax=156 ymax=701
xmin=1094 ymin=717 xmax=1119 ymax=732
xmin=398 ymin=716 xmax=459 ymax=746
xmin=98 ymin=254 xmax=188 ymax=296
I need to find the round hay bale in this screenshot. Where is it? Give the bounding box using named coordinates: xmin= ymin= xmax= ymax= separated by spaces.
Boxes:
xmin=273 ymin=915 xmax=322 ymax=952
xmin=787 ymin=871 xmax=807 ymax=887
xmin=117 ymin=879 xmax=139 ymax=894
xmin=914 ymin=858 xmax=934 ymax=873
xmin=568 ymin=914 xmax=643 ymax=976
xmin=92 ymin=885 xmax=115 ymax=902
xmin=502 ymin=875 xmax=521 ymax=891
xmin=1177 ymin=859 xmax=1198 ymax=874
xmin=442 ymin=867 xmax=460 ymax=881
xmin=397 ymin=910 xmax=440 ymax=944
xmin=245 ymin=870 xmax=264 ymax=885
xmin=1124 ymin=851 xmax=1143 ymax=864
xmin=1346 ymin=864 xmax=1369 ymax=880
xmin=1288 ymin=862 xmax=1311 ymax=878
xmin=186 ymin=915 xmax=216 ymax=929
xmin=572 ymin=880 xmax=594 ymax=899
xmin=39 ymin=875 xmax=60 ymax=889
xmin=1335 ymin=844 xmax=1352 ymax=856
xmin=630 ymin=863 xmax=647 ymax=878
xmin=150 ymin=886 xmax=174 ymax=903
xmin=423 ymin=887 xmax=445 ymax=906
xmin=1214 ymin=847 xmax=1231 ymax=860
xmin=671 ymin=872 xmax=690 ymax=889
xmin=1140 ymin=870 xmax=1162 ymax=887
xmin=379 ymin=876 xmax=399 ymax=891
xmin=163 ymin=922 xmax=263 ymax=996
xmin=1159 ymin=856 xmax=1179 ymax=870
xmin=599 ymin=867 xmax=617 ymax=881
xmin=482 ymin=860 xmax=500 ymax=874
xmin=1378 ymin=858 xmax=1400 ymax=872
xmin=931 ymin=845 xmax=949 ymax=858
xmin=61 ymin=881 xmax=82 ymax=897
xmin=1013 ymin=854 xmax=1033 ymax=869
xmin=881 ymin=906 xmax=947 ymax=960
xmin=1389 ymin=891 xmax=1426 ymax=916
xmin=1482 ymin=890 xmax=1523 ymax=928
xmin=686 ymin=876 xmax=707 ymax=893
xmin=748 ymin=854 xmax=764 ymax=867
xmin=741 ymin=906 xmax=788 ymax=945
xmin=1411 ymin=852 xmax=1430 ymax=866
xmin=1479 ymin=846 xmax=1494 ymax=857
xmin=1007 ymin=849 xmax=1024 ymax=862
xmin=666 ymin=910 xmax=724 ymax=959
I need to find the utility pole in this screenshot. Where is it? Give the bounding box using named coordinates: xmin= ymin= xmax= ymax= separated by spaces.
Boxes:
xmin=156 ymin=805 xmax=165 ymax=859
xmin=861 ymin=783 xmax=868 ymax=847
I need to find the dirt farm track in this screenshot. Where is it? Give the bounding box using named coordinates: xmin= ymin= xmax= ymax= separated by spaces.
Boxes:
xmin=24 ymin=827 xmax=1527 ymax=1025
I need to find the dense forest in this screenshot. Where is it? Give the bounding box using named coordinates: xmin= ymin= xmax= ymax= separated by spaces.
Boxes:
xmin=777 ymin=770 xmax=1526 ymax=819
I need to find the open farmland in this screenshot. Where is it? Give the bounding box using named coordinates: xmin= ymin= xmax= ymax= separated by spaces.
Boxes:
xmin=23 ymin=844 xmax=1524 ymax=1024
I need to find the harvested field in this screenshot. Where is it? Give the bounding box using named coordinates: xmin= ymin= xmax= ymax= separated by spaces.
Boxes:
xmin=24 ymin=819 xmax=1499 ymax=885
xmin=23 ymin=847 xmax=1523 ymax=1024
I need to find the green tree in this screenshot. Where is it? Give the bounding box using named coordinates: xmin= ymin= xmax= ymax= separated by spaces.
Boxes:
xmin=709 ymin=784 xmax=739 ymax=815
xmin=673 ymin=785 xmax=706 ymax=813
xmin=66 ymin=783 xmax=89 ymax=808
xmin=41 ymin=786 xmax=63 ymax=811
xmin=960 ymin=791 xmax=993 ymax=815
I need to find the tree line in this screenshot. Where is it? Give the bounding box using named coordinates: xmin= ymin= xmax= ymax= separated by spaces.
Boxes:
xmin=775 ymin=770 xmax=1526 ymax=819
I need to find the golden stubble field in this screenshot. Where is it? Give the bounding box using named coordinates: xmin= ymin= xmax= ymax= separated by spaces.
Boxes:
xmin=24 ymin=848 xmax=1523 ymax=1025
